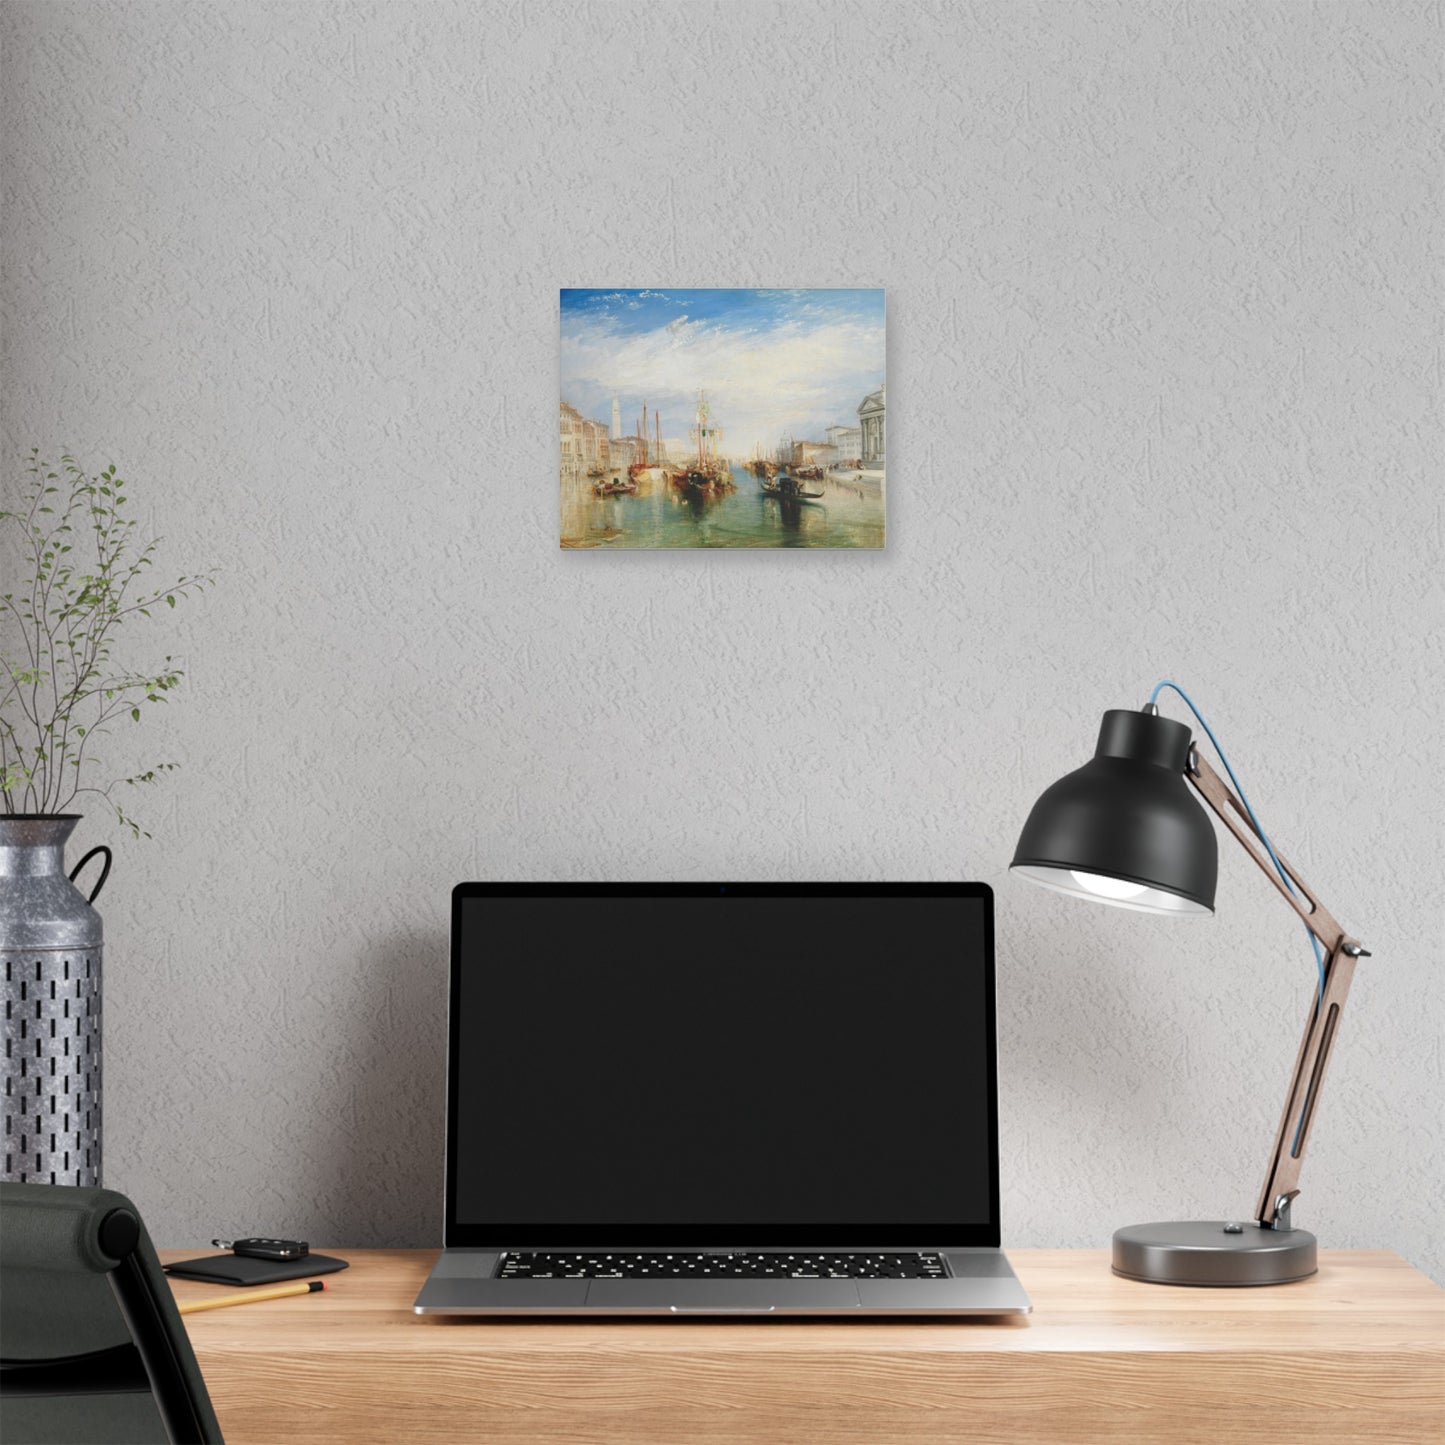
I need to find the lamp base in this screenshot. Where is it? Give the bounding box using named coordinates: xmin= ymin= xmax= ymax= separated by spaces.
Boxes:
xmin=1112 ymin=1220 xmax=1318 ymax=1286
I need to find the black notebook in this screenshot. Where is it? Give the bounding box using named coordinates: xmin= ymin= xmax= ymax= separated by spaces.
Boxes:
xmin=163 ymin=1252 xmax=349 ymax=1286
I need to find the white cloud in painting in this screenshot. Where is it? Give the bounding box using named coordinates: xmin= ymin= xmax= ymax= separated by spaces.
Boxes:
xmin=561 ymin=309 xmax=884 ymax=455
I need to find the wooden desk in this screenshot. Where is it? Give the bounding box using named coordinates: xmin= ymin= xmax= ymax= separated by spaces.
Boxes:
xmin=162 ymin=1248 xmax=1445 ymax=1445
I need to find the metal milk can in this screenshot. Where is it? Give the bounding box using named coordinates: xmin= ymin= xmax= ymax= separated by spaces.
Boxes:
xmin=0 ymin=814 xmax=111 ymax=1185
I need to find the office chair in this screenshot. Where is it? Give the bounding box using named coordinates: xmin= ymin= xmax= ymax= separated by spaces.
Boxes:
xmin=0 ymin=1182 xmax=224 ymax=1444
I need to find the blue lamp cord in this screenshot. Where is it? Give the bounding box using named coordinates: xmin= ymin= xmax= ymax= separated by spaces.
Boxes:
xmin=1148 ymin=681 xmax=1324 ymax=1156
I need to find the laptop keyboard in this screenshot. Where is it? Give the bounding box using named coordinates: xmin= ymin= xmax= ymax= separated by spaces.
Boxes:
xmin=496 ymin=1251 xmax=948 ymax=1280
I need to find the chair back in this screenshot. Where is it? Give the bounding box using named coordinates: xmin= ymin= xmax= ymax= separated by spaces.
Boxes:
xmin=0 ymin=1181 xmax=223 ymax=1444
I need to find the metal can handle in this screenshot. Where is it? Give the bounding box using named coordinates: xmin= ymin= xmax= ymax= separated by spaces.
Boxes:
xmin=69 ymin=845 xmax=113 ymax=905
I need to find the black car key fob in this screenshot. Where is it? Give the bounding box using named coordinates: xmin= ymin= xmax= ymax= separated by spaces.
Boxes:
xmin=212 ymin=1237 xmax=309 ymax=1261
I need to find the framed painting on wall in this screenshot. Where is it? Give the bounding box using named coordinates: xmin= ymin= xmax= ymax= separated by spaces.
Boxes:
xmin=560 ymin=288 xmax=885 ymax=549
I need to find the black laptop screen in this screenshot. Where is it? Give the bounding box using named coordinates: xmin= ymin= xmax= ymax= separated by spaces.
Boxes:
xmin=447 ymin=884 xmax=999 ymax=1248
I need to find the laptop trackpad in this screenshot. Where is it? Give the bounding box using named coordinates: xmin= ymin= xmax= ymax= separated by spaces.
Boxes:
xmin=586 ymin=1280 xmax=861 ymax=1312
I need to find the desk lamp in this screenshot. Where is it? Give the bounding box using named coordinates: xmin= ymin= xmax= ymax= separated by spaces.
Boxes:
xmin=1010 ymin=684 xmax=1370 ymax=1286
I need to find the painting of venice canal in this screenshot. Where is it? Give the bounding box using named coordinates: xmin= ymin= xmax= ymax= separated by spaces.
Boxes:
xmin=560 ymin=289 xmax=885 ymax=549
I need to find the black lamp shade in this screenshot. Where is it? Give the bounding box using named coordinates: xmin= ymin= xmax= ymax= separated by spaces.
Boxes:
xmin=1011 ymin=709 xmax=1218 ymax=915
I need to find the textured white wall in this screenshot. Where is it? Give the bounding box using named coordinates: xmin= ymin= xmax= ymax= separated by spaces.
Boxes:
xmin=3 ymin=1 xmax=1441 ymax=1283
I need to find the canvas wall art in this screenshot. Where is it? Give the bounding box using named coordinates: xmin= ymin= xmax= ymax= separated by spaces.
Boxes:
xmin=560 ymin=289 xmax=885 ymax=549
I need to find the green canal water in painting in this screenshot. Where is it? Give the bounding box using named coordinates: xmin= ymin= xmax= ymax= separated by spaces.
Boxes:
xmin=560 ymin=465 xmax=885 ymax=550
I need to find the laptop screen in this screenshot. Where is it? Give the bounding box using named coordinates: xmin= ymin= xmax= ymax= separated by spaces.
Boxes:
xmin=446 ymin=883 xmax=999 ymax=1249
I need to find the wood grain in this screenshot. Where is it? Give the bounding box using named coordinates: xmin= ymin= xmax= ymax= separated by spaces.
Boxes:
xmin=162 ymin=1248 xmax=1445 ymax=1445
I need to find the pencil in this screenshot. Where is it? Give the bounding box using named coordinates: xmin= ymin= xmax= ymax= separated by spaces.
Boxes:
xmin=178 ymin=1280 xmax=326 ymax=1314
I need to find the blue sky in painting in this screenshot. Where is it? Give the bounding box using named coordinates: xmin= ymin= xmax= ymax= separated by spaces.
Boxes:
xmin=560 ymin=288 xmax=885 ymax=459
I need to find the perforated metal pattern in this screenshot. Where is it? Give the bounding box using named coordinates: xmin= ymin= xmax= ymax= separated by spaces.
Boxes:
xmin=2 ymin=949 xmax=103 ymax=1186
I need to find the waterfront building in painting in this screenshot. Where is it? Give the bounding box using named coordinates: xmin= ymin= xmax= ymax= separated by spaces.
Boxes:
xmin=581 ymin=418 xmax=609 ymax=469
xmin=858 ymin=385 xmax=885 ymax=466
xmin=561 ymin=402 xmax=613 ymax=480
xmin=560 ymin=401 xmax=583 ymax=484
xmin=609 ymin=434 xmax=640 ymax=469
xmin=791 ymin=440 xmax=832 ymax=468
xmin=826 ymin=425 xmax=862 ymax=466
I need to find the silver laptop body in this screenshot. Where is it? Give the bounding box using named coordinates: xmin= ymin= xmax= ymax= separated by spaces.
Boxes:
xmin=414 ymin=882 xmax=1031 ymax=1317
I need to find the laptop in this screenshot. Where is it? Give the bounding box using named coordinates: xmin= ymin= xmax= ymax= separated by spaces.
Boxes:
xmin=413 ymin=882 xmax=1031 ymax=1316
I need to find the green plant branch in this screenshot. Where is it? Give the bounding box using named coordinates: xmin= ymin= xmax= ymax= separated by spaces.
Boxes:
xmin=38 ymin=463 xmax=76 ymax=752
xmin=26 ymin=492 xmax=49 ymax=794
xmin=1 ymin=451 xmax=214 ymax=827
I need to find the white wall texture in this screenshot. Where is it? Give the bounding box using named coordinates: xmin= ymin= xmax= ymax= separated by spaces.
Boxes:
xmin=2 ymin=1 xmax=1441 ymax=1282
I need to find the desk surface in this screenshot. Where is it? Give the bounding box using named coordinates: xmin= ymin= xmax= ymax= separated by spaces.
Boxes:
xmin=163 ymin=1247 xmax=1445 ymax=1445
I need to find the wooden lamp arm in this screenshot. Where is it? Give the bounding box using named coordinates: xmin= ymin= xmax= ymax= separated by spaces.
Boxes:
xmin=1185 ymin=752 xmax=1370 ymax=1229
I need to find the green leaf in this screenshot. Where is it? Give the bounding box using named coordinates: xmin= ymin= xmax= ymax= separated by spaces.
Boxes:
xmin=131 ymin=708 xmax=141 ymax=722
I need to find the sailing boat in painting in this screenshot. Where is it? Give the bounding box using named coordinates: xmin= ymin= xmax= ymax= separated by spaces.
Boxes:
xmin=559 ymin=288 xmax=885 ymax=549
xmin=628 ymin=404 xmax=669 ymax=486
xmin=671 ymin=392 xmax=734 ymax=494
